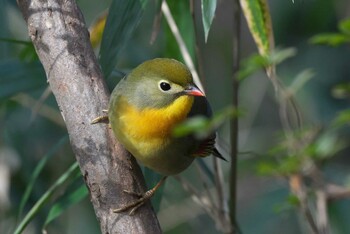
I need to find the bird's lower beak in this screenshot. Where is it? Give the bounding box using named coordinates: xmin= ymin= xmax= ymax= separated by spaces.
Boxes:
xmin=184 ymin=85 xmax=205 ymax=96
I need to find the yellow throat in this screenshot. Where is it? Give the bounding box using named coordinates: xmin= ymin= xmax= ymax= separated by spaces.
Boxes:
xmin=119 ymin=95 xmax=194 ymax=140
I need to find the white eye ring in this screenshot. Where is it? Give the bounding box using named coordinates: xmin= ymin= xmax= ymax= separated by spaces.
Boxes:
xmin=158 ymin=80 xmax=172 ymax=92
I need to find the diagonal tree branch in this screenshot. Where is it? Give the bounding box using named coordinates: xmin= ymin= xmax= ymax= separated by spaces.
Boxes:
xmin=16 ymin=0 xmax=161 ymax=233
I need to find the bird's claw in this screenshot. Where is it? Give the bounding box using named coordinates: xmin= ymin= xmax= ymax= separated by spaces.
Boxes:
xmin=112 ymin=190 xmax=153 ymax=215
xmin=113 ymin=176 xmax=168 ymax=215
xmin=122 ymin=189 xmax=143 ymax=197
xmin=91 ymin=115 xmax=109 ymax=124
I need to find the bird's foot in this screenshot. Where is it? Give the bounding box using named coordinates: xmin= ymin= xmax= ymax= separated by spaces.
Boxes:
xmin=91 ymin=110 xmax=109 ymax=124
xmin=112 ymin=189 xmax=156 ymax=215
xmin=113 ymin=176 xmax=168 ymax=215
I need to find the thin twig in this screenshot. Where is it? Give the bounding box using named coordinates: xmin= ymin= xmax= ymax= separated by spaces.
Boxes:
xmin=189 ymin=0 xmax=206 ymax=83
xmin=316 ymin=190 xmax=330 ymax=234
xmin=194 ymin=161 xmax=216 ymax=212
xmin=213 ymin=157 xmax=231 ymax=232
xmin=309 ymin=165 xmax=331 ymax=234
xmin=174 ymin=175 xmax=217 ymax=219
xmin=326 ymin=184 xmax=350 ymax=200
xmin=190 ymin=0 xmax=213 ymax=207
xmin=31 ymin=86 xmax=52 ymax=123
xmin=150 ymin=0 xmax=164 ymax=44
xmin=12 ymin=93 xmax=65 ymax=127
xmin=276 ymin=79 xmax=303 ymax=134
xmin=230 ymin=0 xmax=241 ymax=233
xmin=161 ymin=1 xmax=204 ymax=92
xmin=190 ymin=1 xmax=230 ymax=231
xmin=157 ymin=196 xmax=206 ymax=231
xmin=289 ymin=174 xmax=318 ymax=234
xmin=213 ymin=158 xmax=225 ymax=213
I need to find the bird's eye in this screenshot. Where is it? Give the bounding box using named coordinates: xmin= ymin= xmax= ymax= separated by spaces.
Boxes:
xmin=159 ymin=81 xmax=171 ymax=91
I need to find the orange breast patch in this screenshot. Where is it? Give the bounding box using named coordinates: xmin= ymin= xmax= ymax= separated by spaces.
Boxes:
xmin=119 ymin=95 xmax=194 ymax=140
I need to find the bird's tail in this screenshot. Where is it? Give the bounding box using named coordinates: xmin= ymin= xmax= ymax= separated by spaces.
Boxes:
xmin=212 ymin=147 xmax=227 ymax=161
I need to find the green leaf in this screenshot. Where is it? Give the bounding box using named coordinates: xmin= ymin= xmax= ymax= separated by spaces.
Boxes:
xmin=267 ymin=47 xmax=297 ymax=65
xmin=99 ymin=0 xmax=147 ymax=79
xmin=18 ymin=136 xmax=69 ymax=219
xmin=273 ymin=194 xmax=299 ymax=213
xmin=314 ymin=132 xmax=346 ymax=160
xmin=332 ymin=82 xmax=350 ymax=99
xmin=277 ymin=156 xmax=301 ymax=175
xmin=201 ymin=0 xmax=217 ymax=42
xmin=258 ymin=152 xmax=300 ymax=176
xmin=240 ymin=0 xmax=274 ymax=56
xmin=237 ymin=54 xmax=268 ymax=80
xmin=339 ymin=19 xmax=350 ymax=35
xmin=238 ymin=47 xmax=296 ymax=80
xmin=172 ymin=106 xmax=240 ymax=139
xmin=286 ymin=194 xmax=300 ymax=206
xmin=0 ymin=60 xmax=46 ymax=100
xmin=257 ymin=161 xmax=278 ymax=175
xmin=288 ymin=69 xmax=314 ymax=95
xmin=0 ymin=37 xmax=32 ymax=45
xmin=163 ymin=0 xmax=195 ymax=61
xmin=14 ymin=162 xmax=80 ymax=234
xmin=43 ymin=183 xmax=88 ymax=228
xmin=333 ymin=109 xmax=350 ymax=127
xmin=309 ymin=33 xmax=350 ymax=47
xmin=309 ymin=18 xmax=350 ymax=46
xmin=172 ymin=116 xmax=208 ymax=138
xmin=0 ymin=38 xmax=38 ymax=61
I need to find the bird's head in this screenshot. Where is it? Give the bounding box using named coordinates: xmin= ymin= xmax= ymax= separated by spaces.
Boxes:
xmin=124 ymin=58 xmax=204 ymax=109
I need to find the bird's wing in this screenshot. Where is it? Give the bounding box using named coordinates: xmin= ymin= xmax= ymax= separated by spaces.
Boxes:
xmin=191 ymin=135 xmax=226 ymax=161
xmin=187 ymin=96 xmax=226 ymax=161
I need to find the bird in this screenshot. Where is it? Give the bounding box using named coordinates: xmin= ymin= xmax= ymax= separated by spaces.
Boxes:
xmin=92 ymin=58 xmax=225 ymax=214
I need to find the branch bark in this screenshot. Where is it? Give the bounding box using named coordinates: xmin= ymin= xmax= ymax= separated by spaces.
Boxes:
xmin=16 ymin=0 xmax=161 ymax=233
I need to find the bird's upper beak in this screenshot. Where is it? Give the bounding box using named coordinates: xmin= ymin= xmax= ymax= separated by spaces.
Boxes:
xmin=184 ymin=85 xmax=205 ymax=97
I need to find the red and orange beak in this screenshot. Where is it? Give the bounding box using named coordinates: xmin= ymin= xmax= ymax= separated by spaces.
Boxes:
xmin=184 ymin=85 xmax=205 ymax=97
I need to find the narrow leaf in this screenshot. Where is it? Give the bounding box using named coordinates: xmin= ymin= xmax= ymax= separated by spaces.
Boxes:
xmin=89 ymin=11 xmax=108 ymax=48
xmin=14 ymin=162 xmax=80 ymax=234
xmin=268 ymin=47 xmax=296 ymax=65
xmin=172 ymin=116 xmax=208 ymax=138
xmin=173 ymin=106 xmax=239 ymax=139
xmin=333 ymin=109 xmax=350 ymax=127
xmin=238 ymin=47 xmax=296 ymax=80
xmin=0 ymin=60 xmax=46 ymax=100
xmin=18 ymin=136 xmax=69 ymax=219
xmin=238 ymin=53 xmax=268 ymax=80
xmin=240 ymin=0 xmax=274 ymax=56
xmin=314 ymin=133 xmax=346 ymax=160
xmin=339 ymin=18 xmax=350 ymax=35
xmin=163 ymin=0 xmax=196 ymax=62
xmin=0 ymin=38 xmax=38 ymax=61
xmin=201 ymin=0 xmax=217 ymax=42
xmin=309 ymin=33 xmax=350 ymax=47
xmin=332 ymin=82 xmax=350 ymax=99
xmin=43 ymin=183 xmax=88 ymax=228
xmin=288 ymin=69 xmax=314 ymax=95
xmin=99 ymin=0 xmax=147 ymax=79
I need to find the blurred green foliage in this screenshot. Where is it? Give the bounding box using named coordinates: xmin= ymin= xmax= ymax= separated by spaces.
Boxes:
xmin=310 ymin=18 xmax=350 ymax=47
xmin=0 ymin=0 xmax=349 ymax=233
